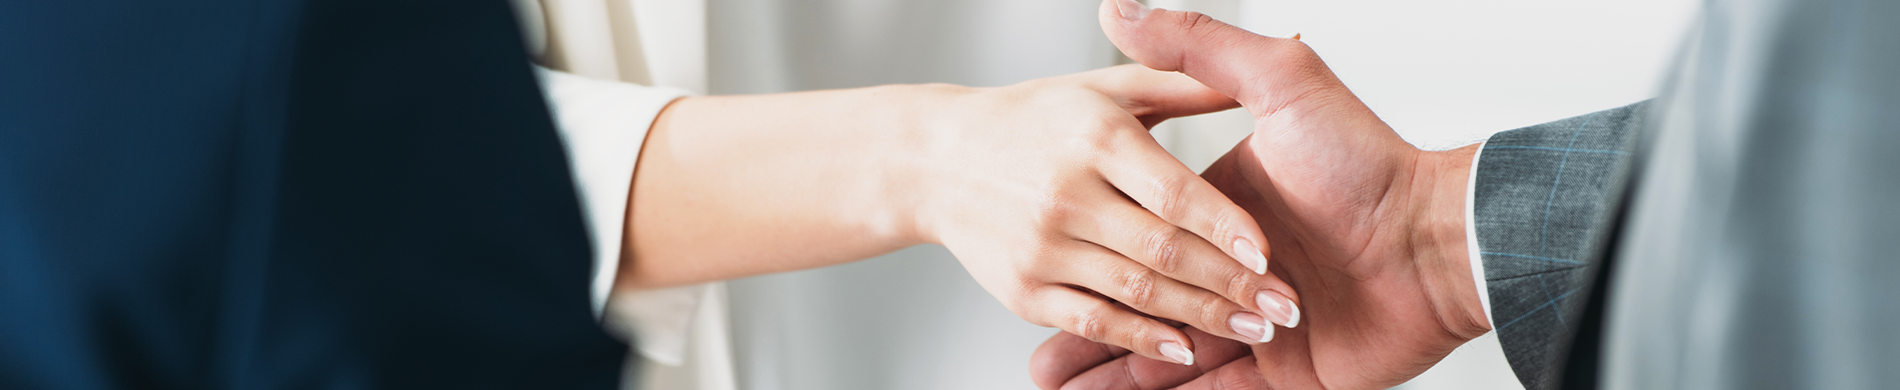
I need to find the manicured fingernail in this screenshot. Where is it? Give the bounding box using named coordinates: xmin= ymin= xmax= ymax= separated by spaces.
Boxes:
xmin=1229 ymin=312 xmax=1274 ymax=343
xmin=1292 ymin=33 xmax=1302 ymax=41
xmin=1114 ymin=0 xmax=1151 ymax=20
xmin=1158 ymin=341 xmax=1194 ymax=366
xmin=1233 ymin=238 xmax=1267 ymax=275
xmin=1257 ymin=290 xmax=1301 ymax=328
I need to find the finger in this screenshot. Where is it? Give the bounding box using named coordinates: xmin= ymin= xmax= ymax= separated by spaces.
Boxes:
xmin=1173 ymin=355 xmax=1269 ymax=390
xmin=1030 ymin=285 xmax=1199 ymax=367
xmin=1057 ymin=326 xmax=1256 ymax=390
xmin=1066 ymin=192 xmax=1296 ymax=332
xmin=1248 ymin=319 xmax=1328 ymax=389
xmin=1094 ymin=133 xmax=1302 ymax=328
xmin=1066 ymin=65 xmax=1239 ymax=127
xmin=1030 ymin=331 xmax=1131 ymax=390
xmin=1096 ymin=0 xmax=1345 ymax=117
xmin=1052 ymin=243 xmax=1275 ymax=344
xmin=1099 ymin=136 xmax=1270 ymax=276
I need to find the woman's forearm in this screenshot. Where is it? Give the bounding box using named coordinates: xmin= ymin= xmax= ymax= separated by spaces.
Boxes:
xmin=611 ymin=65 xmax=1304 ymax=362
xmin=618 ymin=84 xmax=956 ymax=289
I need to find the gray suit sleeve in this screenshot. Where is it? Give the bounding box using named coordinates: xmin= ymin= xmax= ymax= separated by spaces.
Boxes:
xmin=1470 ymin=101 xmax=1648 ymax=390
xmin=1600 ymin=0 xmax=1900 ymax=388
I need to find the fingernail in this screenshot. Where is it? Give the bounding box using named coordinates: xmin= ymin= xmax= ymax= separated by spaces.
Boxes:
xmin=1257 ymin=290 xmax=1301 ymax=328
xmin=1233 ymin=238 xmax=1267 ymax=275
xmin=1292 ymin=33 xmax=1302 ymax=41
xmin=1114 ymin=0 xmax=1151 ymax=20
xmin=1229 ymin=312 xmax=1274 ymax=343
xmin=1158 ymin=341 xmax=1194 ymax=366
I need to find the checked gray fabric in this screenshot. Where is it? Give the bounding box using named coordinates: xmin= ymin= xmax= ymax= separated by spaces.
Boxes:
xmin=1601 ymin=0 xmax=1900 ymax=388
xmin=1472 ymin=101 xmax=1648 ymax=390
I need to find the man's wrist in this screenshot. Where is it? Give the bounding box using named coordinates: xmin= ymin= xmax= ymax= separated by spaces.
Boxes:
xmin=1410 ymin=144 xmax=1492 ymax=339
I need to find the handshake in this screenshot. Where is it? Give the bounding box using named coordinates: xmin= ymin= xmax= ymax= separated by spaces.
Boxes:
xmin=7 ymin=0 xmax=1884 ymax=387
xmin=1026 ymin=0 xmax=1900 ymax=388
xmin=579 ymin=0 xmax=1886 ymax=387
xmin=1025 ymin=1 xmax=1498 ymax=389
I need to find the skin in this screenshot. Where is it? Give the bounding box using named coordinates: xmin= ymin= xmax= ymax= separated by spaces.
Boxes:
xmin=615 ymin=65 xmax=1305 ymax=365
xmin=1028 ymin=1 xmax=1493 ymax=389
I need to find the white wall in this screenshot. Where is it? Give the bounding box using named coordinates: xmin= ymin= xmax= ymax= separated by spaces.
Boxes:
xmin=1156 ymin=0 xmax=1701 ymax=162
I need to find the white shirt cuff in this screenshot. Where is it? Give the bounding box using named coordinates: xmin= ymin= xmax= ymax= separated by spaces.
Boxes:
xmin=605 ymin=284 xmax=717 ymax=366
xmin=1465 ymin=142 xmax=1494 ymax=328
xmin=535 ymin=67 xmax=709 ymax=366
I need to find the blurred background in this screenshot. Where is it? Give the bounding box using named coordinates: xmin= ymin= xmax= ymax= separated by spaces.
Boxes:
xmin=676 ymin=0 xmax=1701 ymax=389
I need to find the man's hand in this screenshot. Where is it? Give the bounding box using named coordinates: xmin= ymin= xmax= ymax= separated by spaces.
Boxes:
xmin=1032 ymin=326 xmax=1269 ymax=390
xmin=1029 ymin=1 xmax=1493 ymax=388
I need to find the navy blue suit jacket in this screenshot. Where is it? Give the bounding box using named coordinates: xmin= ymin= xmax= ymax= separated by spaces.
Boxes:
xmin=0 ymin=0 xmax=625 ymax=388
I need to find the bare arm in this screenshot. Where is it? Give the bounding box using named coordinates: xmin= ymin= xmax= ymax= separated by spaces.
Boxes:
xmin=618 ymin=66 xmax=1309 ymax=365
xmin=623 ymin=85 xmax=934 ymax=288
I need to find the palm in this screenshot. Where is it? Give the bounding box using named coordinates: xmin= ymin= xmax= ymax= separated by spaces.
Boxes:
xmin=1201 ymin=126 xmax=1466 ymax=389
xmin=1033 ymin=101 xmax=1487 ymax=390
xmin=1030 ymin=4 xmax=1491 ymax=389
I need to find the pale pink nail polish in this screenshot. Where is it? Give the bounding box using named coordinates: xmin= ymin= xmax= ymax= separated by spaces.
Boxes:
xmin=1158 ymin=341 xmax=1194 ymax=366
xmin=1257 ymin=290 xmax=1301 ymax=328
xmin=1233 ymin=237 xmax=1268 ymax=275
xmin=1114 ymin=0 xmax=1151 ymax=20
xmin=1229 ymin=312 xmax=1274 ymax=343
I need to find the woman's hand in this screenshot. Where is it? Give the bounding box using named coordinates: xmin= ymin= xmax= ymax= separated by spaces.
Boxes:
xmin=1026 ymin=3 xmax=1493 ymax=389
xmin=622 ymin=64 xmax=1301 ymax=365
xmin=900 ymin=65 xmax=1302 ymax=365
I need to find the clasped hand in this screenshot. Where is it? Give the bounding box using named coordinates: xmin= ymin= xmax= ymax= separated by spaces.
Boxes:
xmin=627 ymin=63 xmax=1304 ymax=365
xmin=626 ymin=1 xmax=1492 ymax=382
xmin=913 ymin=65 xmax=1308 ymax=366
xmin=1028 ymin=1 xmax=1496 ymax=389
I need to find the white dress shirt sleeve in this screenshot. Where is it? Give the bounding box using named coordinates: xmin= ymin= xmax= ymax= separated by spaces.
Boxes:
xmin=534 ymin=66 xmax=710 ymax=366
xmin=1466 ymin=142 xmax=1494 ymax=327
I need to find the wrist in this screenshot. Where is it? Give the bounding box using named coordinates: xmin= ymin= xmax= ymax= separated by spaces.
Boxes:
xmin=1408 ymin=143 xmax=1492 ymax=339
xmin=877 ymin=83 xmax=979 ymax=246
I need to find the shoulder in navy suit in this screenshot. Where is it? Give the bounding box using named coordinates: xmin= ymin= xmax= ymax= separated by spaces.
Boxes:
xmin=0 ymin=1 xmax=625 ymax=388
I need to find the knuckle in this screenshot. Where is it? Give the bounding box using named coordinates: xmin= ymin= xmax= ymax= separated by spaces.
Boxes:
xmin=1028 ymin=192 xmax=1074 ymax=228
xmin=1114 ymin=268 xmax=1160 ymax=309
xmin=1015 ymin=242 xmax=1062 ymax=277
xmin=1141 ymin=226 xmax=1188 ymax=274
xmin=1174 ymin=11 xmax=1218 ymax=36
xmin=1197 ymin=295 xmax=1233 ymax=330
xmin=1278 ymin=47 xmax=1338 ymax=104
xmin=1226 ymin=270 xmax=1261 ymax=305
xmin=1010 ymin=278 xmax=1045 ymax=305
xmin=1017 ymin=286 xmax=1073 ymax=328
xmin=1243 ymin=40 xmax=1339 ymax=118
xmin=1207 ymin=207 xmax=1241 ymax=244
xmin=1288 ymin=56 xmax=1332 ymax=88
xmin=1147 ymin=174 xmax=1192 ymax=221
xmin=1258 ymin=39 xmax=1325 ymax=76
xmin=1290 ymin=43 xmax=1326 ymax=67
xmin=1066 ymin=308 xmax=1109 ymax=342
xmin=1065 ymin=117 xmax=1123 ymax=154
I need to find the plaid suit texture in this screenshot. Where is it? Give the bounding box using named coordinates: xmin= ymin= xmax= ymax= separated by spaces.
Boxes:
xmin=1472 ymin=101 xmax=1648 ymax=390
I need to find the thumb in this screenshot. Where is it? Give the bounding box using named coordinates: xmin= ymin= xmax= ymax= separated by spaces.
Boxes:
xmin=1067 ymin=65 xmax=1240 ymax=128
xmin=1098 ymin=0 xmax=1342 ymax=118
